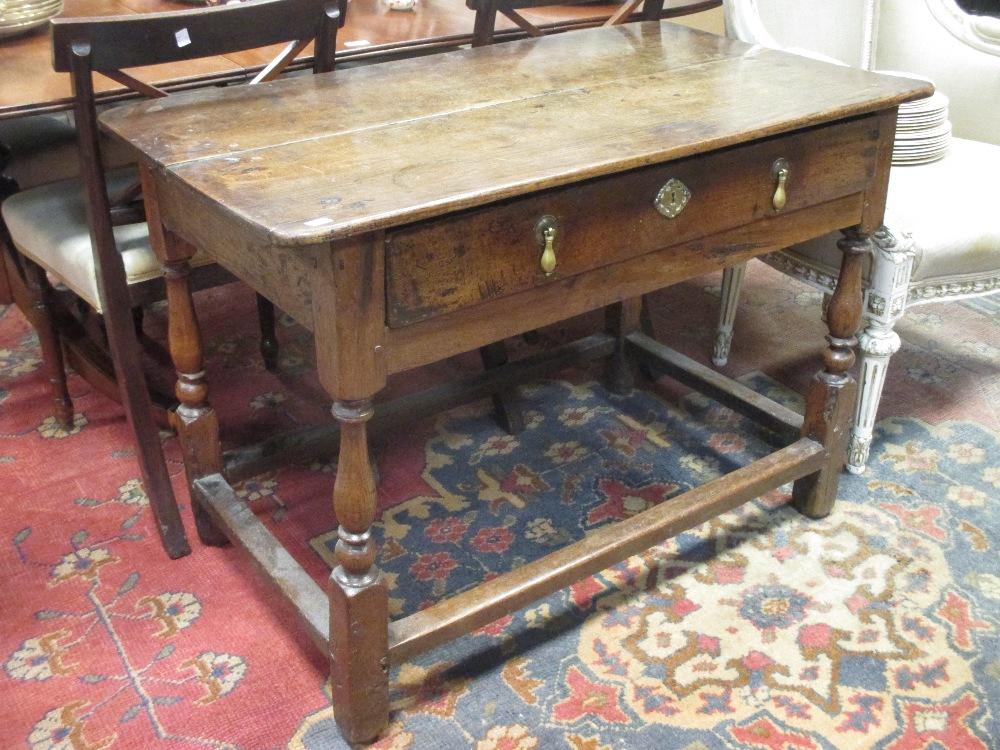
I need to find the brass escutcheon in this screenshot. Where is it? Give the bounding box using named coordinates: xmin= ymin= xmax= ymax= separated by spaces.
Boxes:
xmin=654 ymin=178 xmax=691 ymax=218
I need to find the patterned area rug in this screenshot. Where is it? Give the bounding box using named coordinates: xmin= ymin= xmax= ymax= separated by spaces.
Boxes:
xmin=2 ymin=264 xmax=998 ymax=749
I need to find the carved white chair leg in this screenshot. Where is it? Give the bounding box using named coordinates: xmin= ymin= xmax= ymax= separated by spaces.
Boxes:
xmin=850 ymin=324 xmax=900 ymax=472
xmin=713 ymin=261 xmax=747 ymax=366
xmin=821 ymin=292 xmax=832 ymax=321
xmin=847 ymin=226 xmax=915 ymax=473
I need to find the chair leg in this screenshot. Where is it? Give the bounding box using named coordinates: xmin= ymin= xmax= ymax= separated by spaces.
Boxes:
xmin=0 ymin=239 xmax=13 ymax=306
xmin=846 ymin=226 xmax=914 ymax=474
xmin=21 ymin=257 xmax=74 ymax=428
xmin=471 ymin=2 xmax=499 ymax=47
xmin=82 ymin=238 xmax=190 ymax=556
xmin=635 ymin=294 xmax=657 ymax=381
xmin=851 ymin=324 xmax=900 ymax=473
xmin=606 ymin=298 xmax=642 ymax=394
xmin=103 ymin=292 xmax=191 ymax=558
xmin=131 ymin=304 xmax=145 ymax=337
xmin=257 ymin=294 xmax=279 ymax=371
xmin=0 ymin=149 xmax=18 ymax=306
xmin=712 ymin=262 xmax=747 ymax=366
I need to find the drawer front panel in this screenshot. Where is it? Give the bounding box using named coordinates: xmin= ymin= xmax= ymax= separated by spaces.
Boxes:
xmin=386 ymin=115 xmax=882 ymax=328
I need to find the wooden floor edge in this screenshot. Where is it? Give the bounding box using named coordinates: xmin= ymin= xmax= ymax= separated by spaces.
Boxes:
xmin=387 ymin=436 xmax=826 ymax=663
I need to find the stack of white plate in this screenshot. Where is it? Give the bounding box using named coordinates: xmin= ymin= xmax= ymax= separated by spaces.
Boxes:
xmin=876 ymin=70 xmax=952 ymax=166
xmin=893 ymin=91 xmax=952 ymax=165
xmin=0 ymin=0 xmax=65 ymax=39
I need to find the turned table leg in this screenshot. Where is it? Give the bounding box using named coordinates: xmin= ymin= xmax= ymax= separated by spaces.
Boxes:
xmin=140 ymin=165 xmax=226 ymax=547
xmin=162 ymin=254 xmax=227 ymax=546
xmin=310 ymin=233 xmax=391 ymax=742
xmin=329 ymin=398 xmax=389 ymax=744
xmin=791 ymin=228 xmax=869 ymax=518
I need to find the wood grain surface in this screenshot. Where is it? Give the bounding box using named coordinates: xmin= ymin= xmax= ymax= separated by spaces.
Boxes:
xmin=102 ymin=23 xmax=929 ymax=245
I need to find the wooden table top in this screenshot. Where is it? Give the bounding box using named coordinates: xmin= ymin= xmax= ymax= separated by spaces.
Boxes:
xmin=102 ymin=22 xmax=929 ymax=246
xmin=0 ymin=0 xmax=721 ymax=119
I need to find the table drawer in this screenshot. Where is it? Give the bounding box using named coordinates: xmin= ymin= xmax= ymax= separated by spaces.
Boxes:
xmin=385 ymin=114 xmax=883 ymax=328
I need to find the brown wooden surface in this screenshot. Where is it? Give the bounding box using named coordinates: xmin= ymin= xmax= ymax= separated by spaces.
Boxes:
xmin=106 ymin=23 xmax=930 ymax=744
xmin=0 ymin=0 xmax=720 ymax=119
xmin=103 ymin=24 xmax=927 ymax=247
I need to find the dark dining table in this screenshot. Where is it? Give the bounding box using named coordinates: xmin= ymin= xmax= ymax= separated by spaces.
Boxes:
xmin=0 ymin=0 xmax=722 ymax=119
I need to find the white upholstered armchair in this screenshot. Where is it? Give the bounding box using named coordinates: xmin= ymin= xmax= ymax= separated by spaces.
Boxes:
xmin=713 ymin=0 xmax=1000 ymax=473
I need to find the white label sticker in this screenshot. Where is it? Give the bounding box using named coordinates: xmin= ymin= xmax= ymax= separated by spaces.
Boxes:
xmin=175 ymin=28 xmax=192 ymax=47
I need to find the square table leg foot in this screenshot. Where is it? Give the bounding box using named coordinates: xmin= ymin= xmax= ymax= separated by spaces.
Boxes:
xmin=791 ymin=373 xmax=855 ymax=519
xmin=330 ymin=570 xmax=390 ymax=745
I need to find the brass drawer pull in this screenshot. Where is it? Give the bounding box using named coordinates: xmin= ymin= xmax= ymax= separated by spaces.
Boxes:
xmin=535 ymin=215 xmax=558 ymax=276
xmin=772 ymin=158 xmax=790 ymax=211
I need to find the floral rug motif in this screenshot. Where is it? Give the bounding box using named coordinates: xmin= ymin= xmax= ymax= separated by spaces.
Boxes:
xmin=292 ymin=376 xmax=1000 ymax=749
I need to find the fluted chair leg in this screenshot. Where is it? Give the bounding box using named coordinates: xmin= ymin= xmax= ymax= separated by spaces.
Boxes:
xmin=846 ymin=226 xmax=914 ymax=473
xmin=713 ymin=262 xmax=747 ymax=366
xmin=850 ymin=324 xmax=900 ymax=473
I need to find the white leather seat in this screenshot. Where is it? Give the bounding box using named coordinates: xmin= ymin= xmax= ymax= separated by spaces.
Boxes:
xmin=3 ymin=167 xmax=210 ymax=314
xmin=777 ymin=138 xmax=1000 ymax=290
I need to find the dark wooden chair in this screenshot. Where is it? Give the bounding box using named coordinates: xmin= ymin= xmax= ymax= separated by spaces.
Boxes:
xmin=468 ymin=0 xmax=672 ymax=46
xmin=0 ymin=0 xmax=344 ymax=558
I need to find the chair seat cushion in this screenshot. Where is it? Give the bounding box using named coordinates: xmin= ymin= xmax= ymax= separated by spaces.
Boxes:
xmin=778 ymin=137 xmax=1000 ymax=290
xmin=1 ymin=166 xmax=210 ymax=314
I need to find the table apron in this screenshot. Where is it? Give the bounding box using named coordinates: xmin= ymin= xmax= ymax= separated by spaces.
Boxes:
xmin=156 ymin=176 xmax=864 ymax=377
xmin=384 ymin=115 xmax=883 ymax=328
xmin=384 ymin=191 xmax=865 ymax=374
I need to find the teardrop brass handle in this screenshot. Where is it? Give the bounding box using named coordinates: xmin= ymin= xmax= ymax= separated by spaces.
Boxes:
xmin=535 ymin=215 xmax=558 ymax=276
xmin=540 ymin=225 xmax=557 ymax=275
xmin=772 ymin=158 xmax=790 ymax=212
